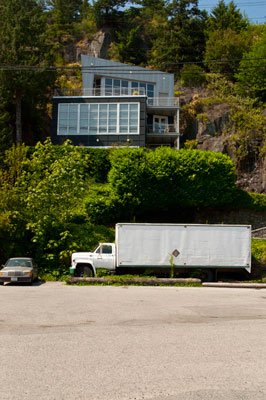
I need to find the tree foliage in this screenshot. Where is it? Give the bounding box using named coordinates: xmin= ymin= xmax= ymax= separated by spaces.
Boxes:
xmin=206 ymin=0 xmax=249 ymax=33
xmin=235 ymin=29 xmax=266 ymax=101
xmin=92 ymin=0 xmax=128 ymax=27
xmin=180 ymin=64 xmax=207 ymax=87
xmin=0 ymin=140 xmax=115 ymax=271
xmin=204 ymin=28 xmax=252 ymax=78
xmin=150 ymin=0 xmax=207 ymax=71
xmin=0 ymin=0 xmax=56 ymax=145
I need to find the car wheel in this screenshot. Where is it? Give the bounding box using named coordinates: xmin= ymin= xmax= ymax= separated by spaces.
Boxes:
xmin=0 ymin=282 xmax=4 ymax=285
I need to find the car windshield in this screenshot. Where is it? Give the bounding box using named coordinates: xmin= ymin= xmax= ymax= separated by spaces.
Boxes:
xmin=6 ymin=259 xmax=32 ymax=267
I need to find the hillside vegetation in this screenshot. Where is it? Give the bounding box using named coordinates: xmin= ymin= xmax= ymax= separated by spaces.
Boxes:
xmin=1 ymin=141 xmax=266 ymax=275
xmin=0 ymin=0 xmax=266 ymax=275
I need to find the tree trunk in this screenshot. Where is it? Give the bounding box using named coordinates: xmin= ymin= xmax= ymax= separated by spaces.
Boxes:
xmin=16 ymin=90 xmax=22 ymax=144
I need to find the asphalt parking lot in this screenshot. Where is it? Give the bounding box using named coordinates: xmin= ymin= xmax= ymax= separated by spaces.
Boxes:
xmin=1 ymin=282 xmax=266 ymax=400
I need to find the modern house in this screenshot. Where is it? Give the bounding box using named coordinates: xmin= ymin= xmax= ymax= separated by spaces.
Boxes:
xmin=52 ymin=55 xmax=180 ymax=149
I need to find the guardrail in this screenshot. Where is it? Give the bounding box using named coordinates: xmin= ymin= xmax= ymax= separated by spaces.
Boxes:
xmin=54 ymin=87 xmax=147 ymax=96
xmin=53 ymin=89 xmax=179 ymax=108
xmin=147 ymin=124 xmax=178 ymax=135
xmin=147 ymin=97 xmax=179 ymax=107
xmin=252 ymin=227 xmax=266 ymax=239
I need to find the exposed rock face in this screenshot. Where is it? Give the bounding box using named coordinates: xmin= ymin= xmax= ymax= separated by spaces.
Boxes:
xmin=236 ymin=159 xmax=266 ymax=194
xmin=60 ymin=28 xmax=113 ymax=63
xmin=197 ymin=135 xmax=226 ymax=153
xmin=76 ymin=28 xmax=113 ymax=60
xmin=180 ymin=87 xmax=266 ymax=194
xmin=197 ymin=112 xmax=230 ymax=138
xmin=196 ymin=105 xmax=231 ymax=155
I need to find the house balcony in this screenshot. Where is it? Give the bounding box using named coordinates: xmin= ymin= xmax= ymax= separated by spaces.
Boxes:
xmin=53 ymin=88 xmax=179 ymax=109
xmin=146 ymin=124 xmax=180 ymax=149
xmin=54 ymin=87 xmax=147 ymax=97
xmin=147 ymin=98 xmax=179 ymax=109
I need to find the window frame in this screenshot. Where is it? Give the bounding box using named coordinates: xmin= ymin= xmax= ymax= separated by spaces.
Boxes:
xmin=103 ymin=77 xmax=154 ymax=97
xmin=57 ymin=102 xmax=140 ymax=135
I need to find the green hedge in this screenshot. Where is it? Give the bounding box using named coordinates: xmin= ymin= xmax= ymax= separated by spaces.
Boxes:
xmin=252 ymin=239 xmax=266 ymax=266
xmin=80 ymin=148 xmax=112 ymax=183
xmin=28 ymin=145 xmax=112 ymax=183
xmin=86 ymin=147 xmax=238 ymax=223
xmin=231 ymin=190 xmax=266 ymax=211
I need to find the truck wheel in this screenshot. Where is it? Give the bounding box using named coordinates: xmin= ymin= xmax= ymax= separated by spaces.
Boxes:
xmin=83 ymin=266 xmax=92 ymax=277
xmin=201 ymin=269 xmax=215 ymax=282
xmin=82 ymin=266 xmax=93 ymax=277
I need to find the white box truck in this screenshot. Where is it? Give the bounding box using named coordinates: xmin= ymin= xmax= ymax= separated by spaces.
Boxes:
xmin=70 ymin=223 xmax=251 ymax=280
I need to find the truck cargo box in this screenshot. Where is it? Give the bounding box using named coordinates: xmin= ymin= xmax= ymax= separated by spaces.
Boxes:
xmin=116 ymin=223 xmax=251 ymax=272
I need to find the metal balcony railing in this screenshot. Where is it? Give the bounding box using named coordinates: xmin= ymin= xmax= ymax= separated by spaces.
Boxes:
xmin=147 ymin=98 xmax=179 ymax=108
xmin=54 ymin=87 xmax=147 ymax=97
xmin=147 ymin=124 xmax=179 ymax=135
xmin=54 ymin=88 xmax=179 ymax=108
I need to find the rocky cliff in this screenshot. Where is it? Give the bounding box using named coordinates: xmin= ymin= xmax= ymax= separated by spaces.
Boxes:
xmin=58 ymin=28 xmax=113 ymax=63
xmin=179 ymin=88 xmax=266 ymax=194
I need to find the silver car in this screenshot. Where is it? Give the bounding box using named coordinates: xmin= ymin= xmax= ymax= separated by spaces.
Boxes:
xmin=0 ymin=258 xmax=38 ymax=285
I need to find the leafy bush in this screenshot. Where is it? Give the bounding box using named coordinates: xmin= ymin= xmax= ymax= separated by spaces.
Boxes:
xmin=252 ymin=239 xmax=266 ymax=265
xmin=84 ymin=184 xmax=123 ymax=225
xmin=81 ymin=148 xmax=112 ymax=183
xmin=180 ymin=64 xmax=207 ymax=87
xmin=0 ymin=140 xmax=115 ymax=271
xmin=184 ymin=140 xmax=198 ymax=150
xmin=235 ymin=29 xmax=266 ymax=101
xmin=232 ymin=190 xmax=266 ymax=211
xmin=227 ymin=105 xmax=266 ymax=163
xmin=86 ymin=147 xmax=237 ymax=223
xmin=205 ymin=29 xmax=252 ymax=79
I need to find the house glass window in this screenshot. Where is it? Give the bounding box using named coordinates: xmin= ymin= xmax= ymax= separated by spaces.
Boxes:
xmin=121 ymin=80 xmax=128 ymax=95
xmin=80 ymin=104 xmax=89 ymax=134
xmin=103 ymin=78 xmax=154 ymax=97
xmin=58 ymin=104 xmax=78 ymax=135
xmin=105 ymin=78 xmax=113 ymax=95
xmin=57 ymin=103 xmax=139 ymax=135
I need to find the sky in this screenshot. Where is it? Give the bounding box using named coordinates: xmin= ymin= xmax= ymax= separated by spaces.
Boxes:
xmin=197 ymin=0 xmax=266 ymax=24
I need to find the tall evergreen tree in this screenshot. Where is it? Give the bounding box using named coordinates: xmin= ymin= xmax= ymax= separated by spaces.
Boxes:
xmin=92 ymin=0 xmax=128 ymax=27
xmin=236 ymin=29 xmax=266 ymax=101
xmin=46 ymin=0 xmax=83 ymax=32
xmin=207 ymin=0 xmax=249 ymax=33
xmin=204 ymin=28 xmax=252 ymax=78
xmin=149 ymin=0 xmax=207 ymax=72
xmin=108 ymin=0 xmax=168 ymax=65
xmin=0 ymin=0 xmax=56 ymax=145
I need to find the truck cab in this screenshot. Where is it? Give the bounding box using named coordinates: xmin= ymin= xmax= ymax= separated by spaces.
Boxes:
xmin=70 ymin=243 xmax=116 ymax=277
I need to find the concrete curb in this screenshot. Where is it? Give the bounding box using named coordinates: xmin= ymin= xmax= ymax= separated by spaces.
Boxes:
xmin=202 ymin=282 xmax=266 ymax=289
xmin=67 ymin=277 xmax=201 ymax=285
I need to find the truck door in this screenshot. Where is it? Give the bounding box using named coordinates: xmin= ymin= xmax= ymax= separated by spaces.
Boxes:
xmin=93 ymin=244 xmax=115 ymax=270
